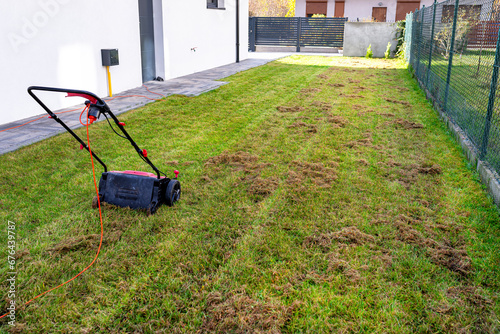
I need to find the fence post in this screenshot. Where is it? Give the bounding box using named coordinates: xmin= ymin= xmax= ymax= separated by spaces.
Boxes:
xmin=480 ymin=27 xmax=500 ymax=159
xmin=443 ymin=0 xmax=460 ymax=112
xmin=407 ymin=12 xmax=413 ymax=65
xmin=426 ymin=0 xmax=437 ymax=87
xmin=409 ymin=11 xmax=417 ymax=68
xmin=249 ymin=17 xmax=256 ymax=52
xmin=296 ymin=17 xmax=302 ymax=52
xmin=416 ymin=6 xmax=425 ymax=80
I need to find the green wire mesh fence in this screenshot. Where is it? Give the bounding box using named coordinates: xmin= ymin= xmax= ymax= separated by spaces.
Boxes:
xmin=407 ymin=0 xmax=500 ymax=177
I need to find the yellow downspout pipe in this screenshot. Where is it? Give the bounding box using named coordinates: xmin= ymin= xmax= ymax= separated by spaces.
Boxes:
xmin=106 ymin=66 xmax=112 ymax=97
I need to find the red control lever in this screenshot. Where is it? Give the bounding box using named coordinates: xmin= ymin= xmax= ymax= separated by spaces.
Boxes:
xmin=174 ymin=170 xmax=180 ymax=178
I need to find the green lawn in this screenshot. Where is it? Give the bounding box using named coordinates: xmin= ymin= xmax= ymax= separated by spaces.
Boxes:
xmin=1 ymin=56 xmax=499 ymax=333
xmin=416 ymin=49 xmax=495 ymax=107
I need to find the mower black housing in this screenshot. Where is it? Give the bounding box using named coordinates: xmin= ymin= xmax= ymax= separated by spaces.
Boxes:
xmin=98 ymin=172 xmax=168 ymax=214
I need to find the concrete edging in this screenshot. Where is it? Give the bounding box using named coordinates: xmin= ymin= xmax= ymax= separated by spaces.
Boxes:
xmin=418 ymin=76 xmax=500 ymax=206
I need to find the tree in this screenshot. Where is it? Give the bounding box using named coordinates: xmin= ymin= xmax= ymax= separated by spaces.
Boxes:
xmin=435 ymin=8 xmax=477 ymax=59
xmin=249 ymin=0 xmax=295 ymax=17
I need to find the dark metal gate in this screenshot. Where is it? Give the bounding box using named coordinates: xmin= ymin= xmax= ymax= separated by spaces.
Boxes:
xmin=249 ymin=17 xmax=347 ymax=52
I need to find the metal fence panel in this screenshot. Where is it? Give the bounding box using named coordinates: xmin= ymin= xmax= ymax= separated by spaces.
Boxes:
xmin=254 ymin=17 xmax=299 ymax=47
xmin=299 ymin=18 xmax=347 ymax=47
xmin=249 ymin=17 xmax=347 ymax=51
xmin=407 ymin=0 xmax=500 ymax=178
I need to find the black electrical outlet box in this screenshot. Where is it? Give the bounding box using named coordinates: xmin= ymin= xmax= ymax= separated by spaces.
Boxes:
xmin=101 ymin=49 xmax=119 ymax=66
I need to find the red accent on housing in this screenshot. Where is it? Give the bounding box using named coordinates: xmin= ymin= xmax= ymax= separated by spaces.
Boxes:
xmin=174 ymin=170 xmax=180 ymax=178
xmin=88 ymin=115 xmax=97 ymax=124
xmin=48 ymin=115 xmax=53 ymax=119
xmin=110 ymin=170 xmax=166 ymax=179
xmin=80 ymin=144 xmax=84 ymax=150
xmin=118 ymin=122 xmax=125 ymax=126
xmin=66 ymin=92 xmax=98 ymax=104
xmin=142 ymin=149 xmax=147 ymax=158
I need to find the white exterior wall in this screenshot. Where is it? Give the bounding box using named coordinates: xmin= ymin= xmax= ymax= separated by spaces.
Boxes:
xmin=346 ymin=0 xmax=434 ymax=21
xmin=345 ymin=0 xmax=398 ymax=21
xmin=295 ymin=0 xmax=434 ymax=20
xmin=295 ymin=0 xmax=306 ymax=17
xmin=0 ymin=0 xmax=142 ymax=125
xmin=327 ymin=0 xmax=336 ymax=16
xmin=162 ymin=0 xmax=248 ymax=79
xmin=1 ymin=0 xmax=249 ymax=125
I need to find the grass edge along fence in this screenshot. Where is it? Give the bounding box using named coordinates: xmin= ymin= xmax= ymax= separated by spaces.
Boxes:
xmin=406 ymin=0 xmax=500 ymax=206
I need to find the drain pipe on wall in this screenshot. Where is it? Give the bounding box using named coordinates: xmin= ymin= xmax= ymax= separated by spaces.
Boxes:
xmin=236 ymin=0 xmax=240 ymax=63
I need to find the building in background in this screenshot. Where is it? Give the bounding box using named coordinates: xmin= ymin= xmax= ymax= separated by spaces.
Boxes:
xmin=295 ymin=0 xmax=433 ymax=21
xmin=1 ymin=0 xmax=248 ymax=125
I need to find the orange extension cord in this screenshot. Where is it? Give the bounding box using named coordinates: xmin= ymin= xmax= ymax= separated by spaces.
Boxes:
xmin=0 ymin=108 xmax=104 ymax=320
xmin=0 ymin=107 xmax=83 ymax=133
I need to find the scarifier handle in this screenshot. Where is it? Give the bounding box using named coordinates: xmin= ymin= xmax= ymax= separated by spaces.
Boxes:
xmin=28 ymin=86 xmax=107 ymax=107
xmin=27 ymin=86 xmax=163 ymax=179
xmin=66 ymin=92 xmax=98 ymax=104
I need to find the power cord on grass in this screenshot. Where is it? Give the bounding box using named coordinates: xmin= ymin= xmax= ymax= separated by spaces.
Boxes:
xmin=0 ymin=108 xmax=104 ymax=320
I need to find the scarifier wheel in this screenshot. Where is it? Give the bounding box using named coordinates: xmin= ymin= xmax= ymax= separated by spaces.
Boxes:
xmin=92 ymin=195 xmax=102 ymax=209
xmin=165 ymin=180 xmax=181 ymax=207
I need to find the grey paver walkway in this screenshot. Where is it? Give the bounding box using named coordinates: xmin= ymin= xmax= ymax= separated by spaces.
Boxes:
xmin=0 ymin=52 xmax=341 ymax=155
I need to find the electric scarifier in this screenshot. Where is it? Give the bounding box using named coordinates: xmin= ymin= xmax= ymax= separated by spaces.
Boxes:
xmin=28 ymin=86 xmax=180 ymax=215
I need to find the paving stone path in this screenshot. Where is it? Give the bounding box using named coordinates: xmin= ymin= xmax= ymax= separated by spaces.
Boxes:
xmin=0 ymin=52 xmax=340 ymax=155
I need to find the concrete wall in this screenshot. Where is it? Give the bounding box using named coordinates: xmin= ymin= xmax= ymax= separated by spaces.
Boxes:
xmin=162 ymin=0 xmax=248 ymax=79
xmin=343 ymin=22 xmax=397 ymax=57
xmin=1 ymin=0 xmax=143 ymax=125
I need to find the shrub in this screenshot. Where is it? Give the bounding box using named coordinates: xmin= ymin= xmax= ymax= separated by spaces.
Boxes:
xmin=366 ymin=44 xmax=373 ymax=58
xmin=395 ymin=20 xmax=406 ymax=59
xmin=385 ymin=42 xmax=392 ymax=59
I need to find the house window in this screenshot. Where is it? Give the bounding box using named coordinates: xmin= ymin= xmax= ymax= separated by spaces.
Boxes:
xmin=207 ymin=0 xmax=225 ymax=9
xmin=395 ymin=1 xmax=420 ymax=21
xmin=306 ymin=0 xmax=328 ymax=16
xmin=335 ymin=1 xmax=345 ymax=17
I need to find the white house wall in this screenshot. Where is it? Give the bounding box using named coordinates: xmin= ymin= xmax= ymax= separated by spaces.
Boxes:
xmin=295 ymin=0 xmax=434 ymax=21
xmin=344 ymin=0 xmax=433 ymax=22
xmin=296 ymin=0 xmax=306 ymax=16
xmin=0 ymin=0 xmax=143 ymax=125
xmin=344 ymin=0 xmax=398 ymax=21
xmin=162 ymin=0 xmax=248 ymax=80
